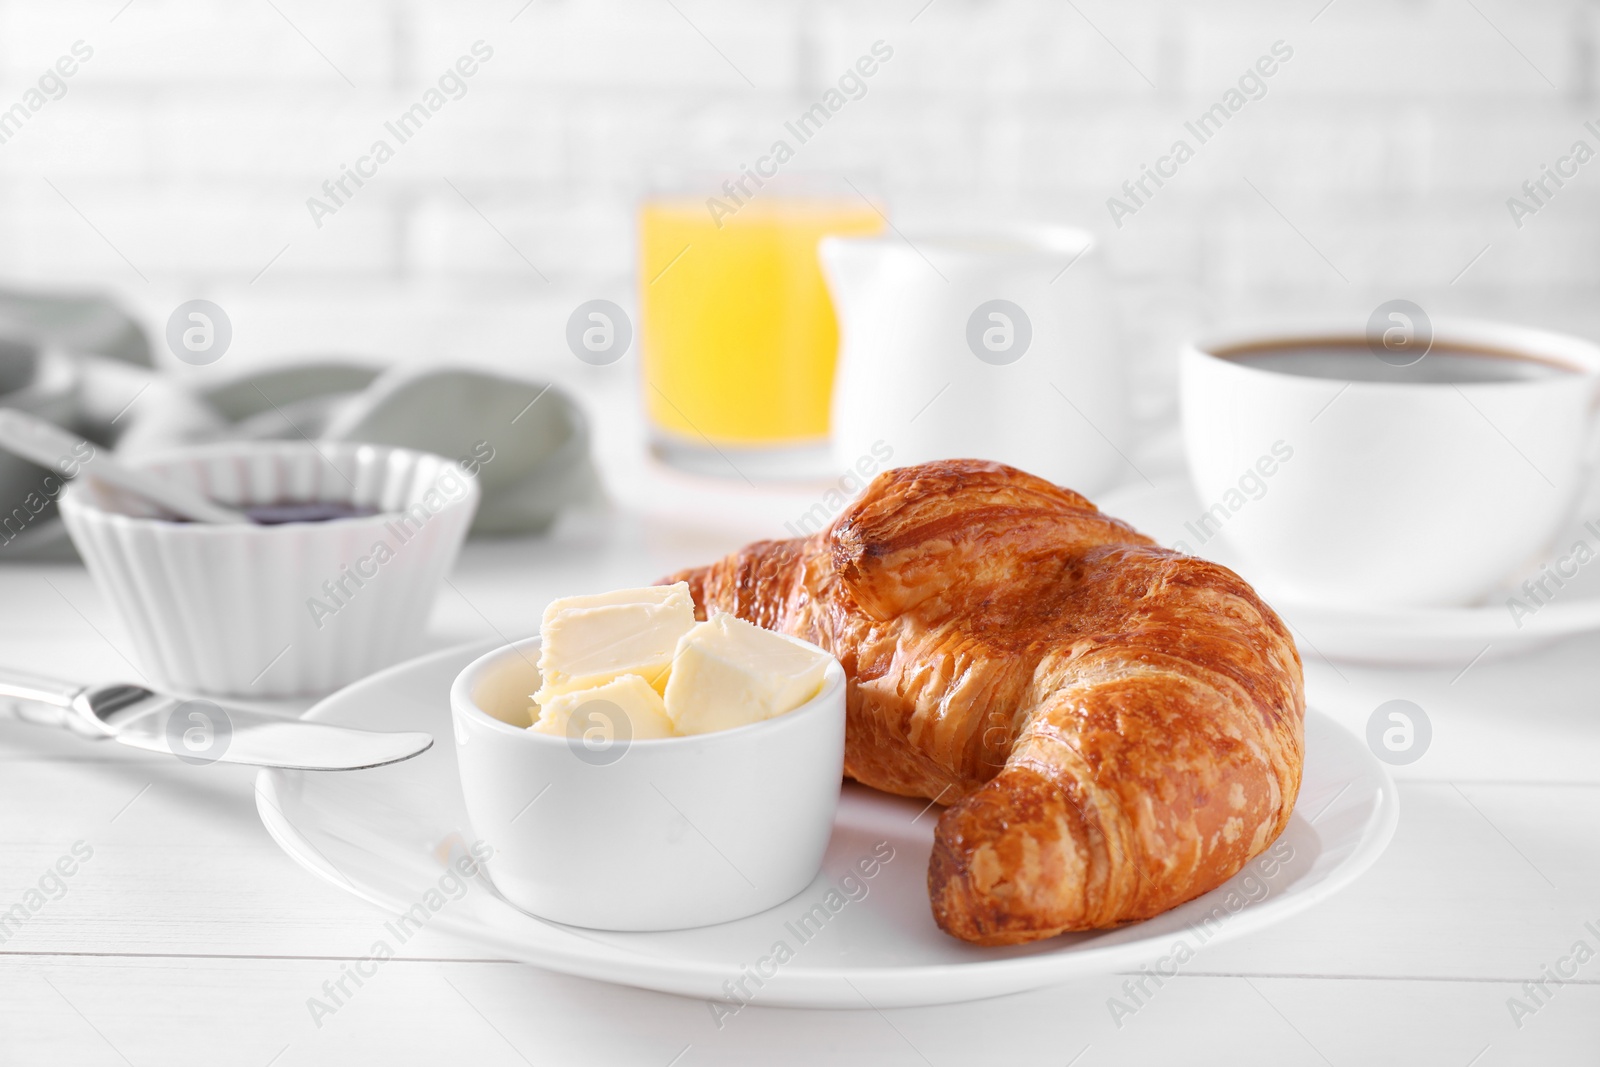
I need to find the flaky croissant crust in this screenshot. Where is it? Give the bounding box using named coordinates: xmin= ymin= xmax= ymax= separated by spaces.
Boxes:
xmin=664 ymin=460 xmax=1304 ymax=945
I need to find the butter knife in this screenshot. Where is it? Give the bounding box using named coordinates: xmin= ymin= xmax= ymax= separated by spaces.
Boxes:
xmin=0 ymin=668 xmax=432 ymax=770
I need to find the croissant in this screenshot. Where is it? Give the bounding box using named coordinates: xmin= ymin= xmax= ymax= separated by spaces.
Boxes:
xmin=663 ymin=459 xmax=1304 ymax=945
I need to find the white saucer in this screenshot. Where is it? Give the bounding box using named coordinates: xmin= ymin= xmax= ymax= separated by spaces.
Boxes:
xmin=1099 ymin=480 xmax=1600 ymax=667
xmin=256 ymin=641 xmax=1396 ymax=1008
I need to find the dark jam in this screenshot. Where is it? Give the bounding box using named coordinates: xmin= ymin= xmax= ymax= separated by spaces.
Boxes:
xmin=241 ymin=501 xmax=381 ymax=525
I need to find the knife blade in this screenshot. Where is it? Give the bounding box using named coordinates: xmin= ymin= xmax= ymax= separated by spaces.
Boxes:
xmin=0 ymin=668 xmax=433 ymax=771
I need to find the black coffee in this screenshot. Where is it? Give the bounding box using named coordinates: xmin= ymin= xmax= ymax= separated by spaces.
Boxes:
xmin=1225 ymin=342 xmax=1578 ymax=384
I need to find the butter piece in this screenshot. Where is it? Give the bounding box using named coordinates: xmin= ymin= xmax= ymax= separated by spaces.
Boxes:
xmin=529 ymin=673 xmax=676 ymax=740
xmin=535 ymin=582 xmax=696 ymax=705
xmin=663 ymin=613 xmax=830 ymax=735
xmin=539 ymin=582 xmax=694 ymax=628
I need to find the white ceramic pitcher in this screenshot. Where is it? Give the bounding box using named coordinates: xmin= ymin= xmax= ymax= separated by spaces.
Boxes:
xmin=819 ymin=225 xmax=1129 ymax=494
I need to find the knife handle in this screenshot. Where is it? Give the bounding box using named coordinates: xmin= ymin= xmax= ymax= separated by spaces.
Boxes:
xmin=0 ymin=669 xmax=103 ymax=737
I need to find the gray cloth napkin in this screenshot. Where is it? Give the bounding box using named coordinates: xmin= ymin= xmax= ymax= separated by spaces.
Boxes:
xmin=0 ymin=289 xmax=598 ymax=560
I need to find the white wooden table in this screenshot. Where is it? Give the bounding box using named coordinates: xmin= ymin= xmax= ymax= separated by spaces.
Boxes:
xmin=2 ymin=504 xmax=1597 ymax=1066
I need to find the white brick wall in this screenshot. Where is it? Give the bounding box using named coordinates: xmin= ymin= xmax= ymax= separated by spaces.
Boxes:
xmin=0 ymin=0 xmax=1596 ymax=430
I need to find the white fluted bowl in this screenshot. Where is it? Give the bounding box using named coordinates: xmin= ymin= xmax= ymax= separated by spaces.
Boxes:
xmin=60 ymin=441 xmax=479 ymax=697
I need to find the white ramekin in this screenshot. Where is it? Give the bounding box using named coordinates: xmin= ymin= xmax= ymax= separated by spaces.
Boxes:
xmin=59 ymin=441 xmax=479 ymax=697
xmin=451 ymin=635 xmax=846 ymax=931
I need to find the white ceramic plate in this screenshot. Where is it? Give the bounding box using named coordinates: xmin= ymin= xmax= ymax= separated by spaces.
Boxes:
xmin=1099 ymin=480 xmax=1600 ymax=667
xmin=256 ymin=641 xmax=1398 ymax=1009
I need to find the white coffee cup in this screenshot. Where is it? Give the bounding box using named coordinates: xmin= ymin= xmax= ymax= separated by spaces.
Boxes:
xmin=820 ymin=225 xmax=1130 ymax=494
xmin=1180 ymin=318 xmax=1600 ymax=608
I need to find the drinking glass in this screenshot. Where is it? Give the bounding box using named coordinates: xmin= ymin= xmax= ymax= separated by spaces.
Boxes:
xmin=638 ymin=181 xmax=883 ymax=479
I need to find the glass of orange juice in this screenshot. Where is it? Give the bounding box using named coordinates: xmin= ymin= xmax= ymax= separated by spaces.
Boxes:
xmin=638 ymin=188 xmax=884 ymax=478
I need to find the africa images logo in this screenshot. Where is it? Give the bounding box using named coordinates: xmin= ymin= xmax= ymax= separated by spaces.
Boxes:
xmin=164 ymin=699 xmax=233 ymax=765
xmin=966 ymin=300 xmax=1031 ymax=366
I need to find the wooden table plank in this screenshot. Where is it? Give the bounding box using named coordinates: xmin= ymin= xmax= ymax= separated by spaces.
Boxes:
xmin=1 ymin=955 xmax=1594 ymax=1066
